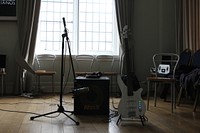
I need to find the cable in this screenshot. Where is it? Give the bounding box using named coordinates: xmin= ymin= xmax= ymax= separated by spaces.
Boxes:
xmin=0 ymin=108 xmax=61 ymax=118
xmin=109 ymin=109 xmax=119 ymax=122
xmin=0 ymin=101 xmax=56 ymax=105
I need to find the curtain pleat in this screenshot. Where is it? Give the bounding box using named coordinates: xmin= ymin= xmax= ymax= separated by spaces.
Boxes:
xmin=14 ymin=0 xmax=41 ymax=94
xmin=176 ymin=0 xmax=200 ymax=53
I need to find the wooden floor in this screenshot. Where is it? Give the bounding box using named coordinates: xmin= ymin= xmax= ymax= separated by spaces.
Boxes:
xmin=0 ymin=94 xmax=200 ymax=133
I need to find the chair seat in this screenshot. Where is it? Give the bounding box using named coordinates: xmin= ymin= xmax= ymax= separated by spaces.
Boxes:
xmin=147 ymin=76 xmax=177 ymax=82
xmin=34 ymin=70 xmax=56 ymax=93
xmin=75 ymin=71 xmax=118 ymax=76
xmin=35 ymin=70 xmax=56 ymax=76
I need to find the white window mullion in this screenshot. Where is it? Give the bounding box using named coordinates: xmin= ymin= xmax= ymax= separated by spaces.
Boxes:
xmin=73 ymin=0 xmax=79 ymax=55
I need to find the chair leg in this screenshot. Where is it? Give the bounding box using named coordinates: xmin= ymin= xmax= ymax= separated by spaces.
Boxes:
xmin=177 ymin=87 xmax=183 ymax=106
xmin=52 ymin=75 xmax=54 ymax=94
xmin=193 ymin=89 xmax=200 ymax=112
xmin=154 ymin=83 xmax=157 ymax=107
xmin=35 ymin=75 xmax=41 ymax=93
xmin=174 ymin=83 xmax=176 ymax=109
xmin=171 ymin=83 xmax=176 ymax=113
xmin=147 ymin=81 xmax=150 ymax=110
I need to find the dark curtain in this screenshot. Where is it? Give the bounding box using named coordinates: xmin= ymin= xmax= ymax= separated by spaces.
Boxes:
xmin=115 ymin=0 xmax=134 ymax=74
xmin=15 ymin=0 xmax=41 ymax=94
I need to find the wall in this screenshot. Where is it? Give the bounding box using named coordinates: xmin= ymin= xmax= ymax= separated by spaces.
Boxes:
xmin=0 ymin=0 xmax=176 ymax=95
xmin=0 ymin=21 xmax=18 ymax=94
xmin=133 ymin=0 xmax=176 ymax=92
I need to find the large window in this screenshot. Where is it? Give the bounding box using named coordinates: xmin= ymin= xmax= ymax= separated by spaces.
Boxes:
xmin=35 ymin=0 xmax=119 ymax=55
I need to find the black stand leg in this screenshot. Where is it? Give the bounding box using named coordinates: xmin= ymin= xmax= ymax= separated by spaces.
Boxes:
xmin=116 ymin=115 xmax=121 ymax=125
xmin=116 ymin=115 xmax=147 ymax=126
xmin=139 ymin=115 xmax=145 ymax=126
xmin=30 ymin=17 xmax=79 ymax=125
xmin=30 ymin=105 xmax=79 ymax=125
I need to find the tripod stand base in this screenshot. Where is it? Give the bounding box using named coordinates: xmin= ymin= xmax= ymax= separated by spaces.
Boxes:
xmin=30 ymin=105 xmax=79 ymax=125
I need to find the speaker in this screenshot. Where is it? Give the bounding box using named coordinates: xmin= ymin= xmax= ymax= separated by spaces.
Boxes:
xmin=74 ymin=76 xmax=110 ymax=115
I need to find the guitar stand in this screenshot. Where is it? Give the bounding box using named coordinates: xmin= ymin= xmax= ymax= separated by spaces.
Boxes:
xmin=116 ymin=115 xmax=147 ymax=126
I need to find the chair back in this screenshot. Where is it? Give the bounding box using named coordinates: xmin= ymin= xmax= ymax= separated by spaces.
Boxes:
xmin=75 ymin=55 xmax=94 ymax=72
xmin=178 ymin=49 xmax=192 ymax=67
xmin=35 ymin=54 xmax=56 ymax=71
xmin=191 ymin=49 xmax=200 ymax=68
xmin=92 ymin=55 xmax=114 ymax=72
xmin=153 ymin=53 xmax=179 ymax=78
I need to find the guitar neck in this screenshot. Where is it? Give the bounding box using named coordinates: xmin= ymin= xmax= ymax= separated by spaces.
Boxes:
xmin=124 ymin=38 xmax=134 ymax=96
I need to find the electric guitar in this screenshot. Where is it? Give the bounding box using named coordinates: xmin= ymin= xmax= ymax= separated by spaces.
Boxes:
xmin=118 ymin=25 xmax=146 ymax=119
xmin=118 ymin=75 xmax=146 ymax=118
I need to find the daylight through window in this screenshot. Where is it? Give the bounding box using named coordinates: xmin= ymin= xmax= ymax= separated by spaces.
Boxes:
xmin=35 ymin=0 xmax=119 ymax=55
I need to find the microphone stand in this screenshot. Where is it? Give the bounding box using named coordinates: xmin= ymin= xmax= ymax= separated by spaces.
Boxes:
xmin=30 ymin=18 xmax=79 ymax=125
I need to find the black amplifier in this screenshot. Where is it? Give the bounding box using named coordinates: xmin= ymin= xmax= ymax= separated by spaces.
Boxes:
xmin=74 ymin=76 xmax=110 ymax=115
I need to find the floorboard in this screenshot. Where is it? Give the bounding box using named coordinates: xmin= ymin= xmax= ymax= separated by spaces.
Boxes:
xmin=0 ymin=94 xmax=200 ymax=133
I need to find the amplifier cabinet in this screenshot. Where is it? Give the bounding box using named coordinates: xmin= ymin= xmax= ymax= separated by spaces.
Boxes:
xmin=74 ymin=76 xmax=110 ymax=115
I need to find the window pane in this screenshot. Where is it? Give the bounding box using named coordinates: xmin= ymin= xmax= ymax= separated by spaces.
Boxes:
xmin=100 ymin=23 xmax=105 ymax=32
xmin=93 ymin=33 xmax=99 ymax=41
xmin=47 ymin=32 xmax=53 ymax=41
xmin=54 ymin=3 xmax=61 ymax=10
xmin=47 ymin=2 xmax=53 ymax=11
xmin=54 ymin=32 xmax=60 ymax=41
xmin=86 ymin=23 xmax=92 ymax=31
xmin=93 ymin=13 xmax=99 ymax=22
xmin=86 ymin=13 xmax=92 ymax=22
xmin=86 ymin=32 xmax=92 ymax=41
xmin=79 ymin=42 xmax=85 ymax=51
xmin=93 ymin=23 xmax=99 ymax=32
xmin=86 ymin=42 xmax=92 ymax=50
xmin=93 ymin=4 xmax=100 ymax=12
xmin=99 ymin=14 xmax=105 ymax=22
xmin=79 ymin=23 xmax=86 ymax=31
xmin=47 ymin=13 xmax=54 ymax=21
xmin=40 ymin=12 xmax=47 ymax=21
xmin=86 ymin=3 xmax=93 ymax=12
xmin=53 ymin=22 xmax=60 ymax=32
xmin=106 ymin=33 xmax=112 ymax=42
xmin=40 ymin=32 xmax=47 ymax=41
xmin=79 ymin=13 xmax=86 ymax=21
xmin=54 ymin=13 xmax=61 ymax=22
xmin=40 ymin=21 xmax=47 ymax=31
xmin=36 ymin=0 xmax=119 ymax=55
xmin=47 ymin=22 xmax=54 ymax=31
xmin=106 ymin=23 xmax=112 ymax=32
xmin=80 ymin=3 xmax=86 ymax=12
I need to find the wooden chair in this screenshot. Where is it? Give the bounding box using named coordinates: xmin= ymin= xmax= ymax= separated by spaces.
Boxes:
xmin=146 ymin=53 xmax=179 ymax=113
xmin=92 ymin=55 xmax=117 ymax=94
xmin=35 ymin=54 xmax=56 ymax=93
xmin=92 ymin=55 xmax=114 ymax=72
xmin=75 ymin=55 xmax=94 ymax=74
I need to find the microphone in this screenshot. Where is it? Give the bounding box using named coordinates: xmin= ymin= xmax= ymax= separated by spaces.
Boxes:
xmin=62 ymin=17 xmax=66 ymax=27
xmin=62 ymin=17 xmax=68 ymax=38
xmin=72 ymin=87 xmax=89 ymax=94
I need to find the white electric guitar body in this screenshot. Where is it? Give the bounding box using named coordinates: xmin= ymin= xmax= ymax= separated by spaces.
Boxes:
xmin=117 ymin=75 xmax=146 ymax=119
